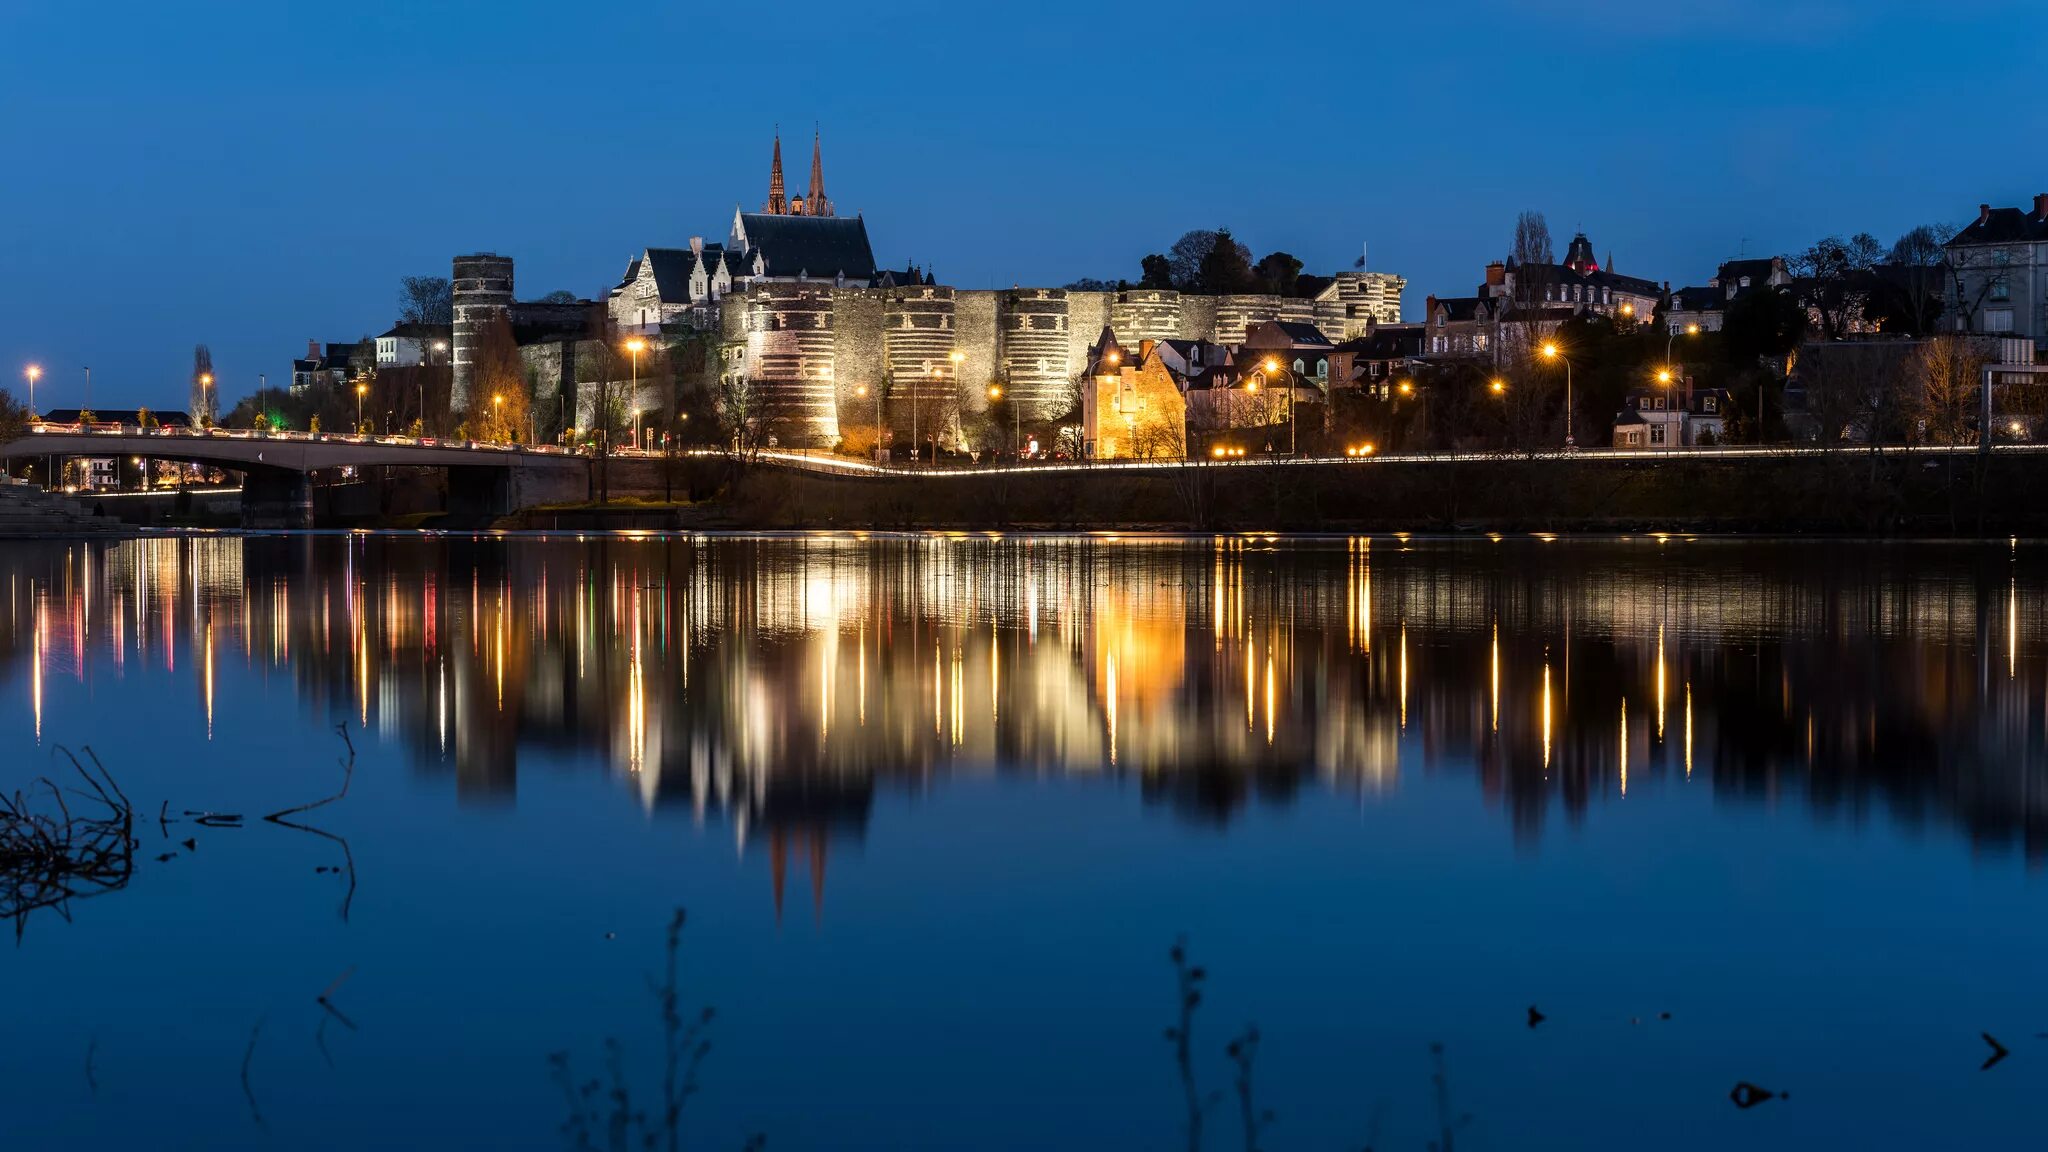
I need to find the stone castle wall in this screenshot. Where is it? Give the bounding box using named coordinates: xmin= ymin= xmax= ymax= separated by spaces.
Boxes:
xmin=715 ymin=283 xmax=1398 ymax=447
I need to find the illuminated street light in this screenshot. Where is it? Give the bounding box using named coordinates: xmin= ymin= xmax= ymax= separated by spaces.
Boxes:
xmin=356 ymin=381 xmax=368 ymax=431
xmin=24 ymin=364 xmax=39 ymax=416
xmin=1490 ymin=378 xmax=1506 ymax=394
xmin=1541 ymin=344 xmax=1575 ymax=449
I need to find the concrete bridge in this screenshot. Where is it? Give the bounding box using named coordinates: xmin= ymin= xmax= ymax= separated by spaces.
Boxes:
xmin=0 ymin=425 xmax=589 ymax=527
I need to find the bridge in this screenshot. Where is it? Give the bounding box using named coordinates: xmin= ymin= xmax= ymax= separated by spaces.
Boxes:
xmin=0 ymin=424 xmax=589 ymax=527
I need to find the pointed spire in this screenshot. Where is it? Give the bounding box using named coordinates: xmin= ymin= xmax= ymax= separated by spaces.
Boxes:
xmin=765 ymin=129 xmax=788 ymax=215
xmin=807 ymin=128 xmax=829 ymax=217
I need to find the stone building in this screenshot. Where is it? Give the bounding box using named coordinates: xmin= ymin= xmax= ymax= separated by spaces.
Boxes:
xmin=1081 ymin=331 xmax=1187 ymax=460
xmin=1946 ymin=194 xmax=2048 ymax=350
xmin=594 ymin=131 xmax=1411 ymax=448
xmin=1664 ymin=258 xmax=1791 ymax=334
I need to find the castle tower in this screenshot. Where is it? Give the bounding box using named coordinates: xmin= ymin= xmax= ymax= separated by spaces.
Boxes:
xmin=764 ymin=133 xmax=788 ymax=215
xmin=451 ymin=253 xmax=514 ymax=415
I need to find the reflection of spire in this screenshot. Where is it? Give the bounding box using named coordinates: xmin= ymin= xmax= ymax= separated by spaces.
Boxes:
xmin=771 ymin=826 xmax=787 ymax=921
xmin=809 ymin=831 xmax=826 ymax=921
xmin=769 ymin=826 xmax=829 ymax=923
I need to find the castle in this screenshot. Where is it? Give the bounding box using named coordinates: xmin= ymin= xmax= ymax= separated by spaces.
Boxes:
xmin=450 ymin=131 xmax=1408 ymax=447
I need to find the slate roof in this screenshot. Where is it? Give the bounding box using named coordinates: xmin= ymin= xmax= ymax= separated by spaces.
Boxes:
xmin=1334 ymin=326 xmax=1426 ymax=359
xmin=739 ymin=213 xmax=878 ymax=281
xmin=1668 ymin=286 xmax=1723 ymax=313
xmin=378 ymin=322 xmax=452 ymax=341
xmin=1242 ymin=320 xmax=1334 ymax=350
xmin=640 ymin=248 xmax=700 ymax=301
xmin=1950 ymin=204 xmax=2048 ymax=247
xmin=1715 ymin=258 xmax=1779 ymax=287
xmin=1431 ymin=297 xmax=1487 ymax=323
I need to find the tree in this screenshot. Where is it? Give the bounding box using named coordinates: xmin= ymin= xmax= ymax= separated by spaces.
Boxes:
xmin=472 ymin=313 xmax=530 ymax=442
xmin=1167 ymin=230 xmax=1224 ymax=292
xmin=398 ymin=276 xmax=453 ymax=327
xmin=1722 ymin=285 xmax=1807 ymax=370
xmin=1511 ymin=211 xmax=1553 ymax=268
xmin=538 ymin=290 xmax=581 ymax=304
xmin=1138 ymin=255 xmax=1174 ymax=291
xmin=190 ymin=345 xmax=216 ymax=426
xmin=1791 ymin=234 xmax=1882 ymax=340
xmin=1916 ymin=334 xmax=1987 ymax=446
xmin=0 ymin=386 xmax=25 ymax=444
xmin=1063 ymin=278 xmax=1117 ymax=292
xmin=1253 ymin=252 xmax=1304 ymax=298
xmin=1196 ymin=229 xmax=1257 ymax=295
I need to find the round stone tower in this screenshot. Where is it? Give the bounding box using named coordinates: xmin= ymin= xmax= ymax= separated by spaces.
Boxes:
xmin=451 ymin=253 xmax=515 ymax=416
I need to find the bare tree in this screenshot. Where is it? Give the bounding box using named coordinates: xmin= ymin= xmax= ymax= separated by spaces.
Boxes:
xmin=1916 ymin=334 xmax=1988 ymax=446
xmin=472 ymin=313 xmax=529 ymax=442
xmin=1510 ymin=211 xmax=1553 ymax=268
xmin=191 ymin=345 xmax=216 ymax=427
xmin=398 ymin=276 xmax=453 ymax=327
xmin=1166 ymin=229 xmax=1249 ymax=293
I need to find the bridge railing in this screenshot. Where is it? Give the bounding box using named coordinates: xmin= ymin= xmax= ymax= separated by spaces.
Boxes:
xmin=20 ymin=420 xmax=578 ymax=456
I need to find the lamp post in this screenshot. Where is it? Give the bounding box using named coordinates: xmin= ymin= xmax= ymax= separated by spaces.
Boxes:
xmin=355 ymin=382 xmax=368 ymax=433
xmin=83 ymin=366 xmax=91 ymax=418
xmin=1540 ymin=342 xmax=1575 ymax=449
xmin=856 ymin=384 xmax=881 ymax=463
xmin=24 ymin=365 xmax=39 ymax=417
xmin=492 ymin=393 xmax=505 ymax=442
xmin=1655 ymin=368 xmax=1677 ymax=454
xmin=989 ymin=384 xmax=1021 ymax=456
xmin=198 ymin=372 xmax=212 ymax=427
xmin=626 ymin=338 xmax=646 ymax=453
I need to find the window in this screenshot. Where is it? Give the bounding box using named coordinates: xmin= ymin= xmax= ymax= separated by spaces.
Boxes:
xmin=1990 ymin=276 xmax=2011 ymax=301
xmin=1293 ymin=359 xmax=1305 ymax=374
xmin=1703 ymin=396 xmax=1717 ymax=413
xmin=1650 ymin=424 xmax=1666 ymax=445
xmin=1987 ymin=309 xmax=2016 ymax=333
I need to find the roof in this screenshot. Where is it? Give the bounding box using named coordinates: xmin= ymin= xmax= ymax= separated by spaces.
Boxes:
xmin=1515 ymin=261 xmax=1662 ymax=299
xmin=378 ymin=322 xmax=452 ymax=341
xmin=639 ymin=248 xmax=701 ymax=301
xmin=737 ymin=213 xmax=877 ymax=281
xmin=1668 ymin=286 xmax=1723 ymax=313
xmin=1242 ymin=320 xmax=1334 ymax=349
xmin=1431 ymin=296 xmax=1487 ymax=323
xmin=1334 ymin=326 xmax=1426 ymax=359
xmin=1950 ymin=202 xmax=2048 ymax=247
xmin=1715 ymin=258 xmax=1779 ymax=286
xmin=41 ymin=408 xmax=192 ymax=426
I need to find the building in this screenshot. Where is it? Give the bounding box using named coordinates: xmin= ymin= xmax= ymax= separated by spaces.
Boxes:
xmin=1423 ymin=232 xmax=1662 ymax=366
xmin=291 ymin=340 xmax=372 ymax=393
xmin=1081 ymin=331 xmax=1187 ymax=459
xmin=1329 ymin=323 xmax=1426 ymax=395
xmin=578 ymin=131 xmax=1411 ymax=448
xmin=375 ymin=322 xmax=453 ymax=368
xmin=1610 ymin=383 xmax=1731 ymax=449
xmin=1945 ymin=194 xmax=2048 ymax=350
xmin=1664 ymin=257 xmax=1792 ymax=333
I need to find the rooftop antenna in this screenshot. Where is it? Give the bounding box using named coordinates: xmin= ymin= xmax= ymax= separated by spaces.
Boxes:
xmin=1739 ymin=237 xmax=1750 ymax=258
xmin=1360 ymin=241 xmax=1368 ymax=272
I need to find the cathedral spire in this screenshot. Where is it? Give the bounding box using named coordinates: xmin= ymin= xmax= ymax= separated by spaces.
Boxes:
xmin=806 ymin=128 xmax=830 ymax=217
xmin=765 ymin=130 xmax=788 ymax=215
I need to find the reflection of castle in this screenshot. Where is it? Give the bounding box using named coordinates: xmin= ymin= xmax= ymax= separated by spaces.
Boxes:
xmin=11 ymin=536 xmax=2048 ymax=912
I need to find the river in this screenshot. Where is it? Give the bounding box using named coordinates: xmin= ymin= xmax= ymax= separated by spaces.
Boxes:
xmin=4 ymin=533 xmax=2043 ymax=1150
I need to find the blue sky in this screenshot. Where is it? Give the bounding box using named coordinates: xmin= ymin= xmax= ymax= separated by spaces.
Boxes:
xmin=0 ymin=0 xmax=2040 ymax=411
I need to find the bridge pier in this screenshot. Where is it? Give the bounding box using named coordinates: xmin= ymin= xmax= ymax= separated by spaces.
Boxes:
xmin=241 ymin=469 xmax=314 ymax=529
xmin=447 ymin=460 xmax=588 ymax=519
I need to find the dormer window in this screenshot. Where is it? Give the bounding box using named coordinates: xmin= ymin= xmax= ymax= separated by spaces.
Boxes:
xmin=1703 ymin=396 xmax=1717 ymax=413
xmin=1738 ymin=276 xmax=1751 ymax=288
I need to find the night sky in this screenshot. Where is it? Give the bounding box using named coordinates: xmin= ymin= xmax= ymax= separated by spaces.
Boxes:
xmin=1 ymin=0 xmax=2039 ymax=411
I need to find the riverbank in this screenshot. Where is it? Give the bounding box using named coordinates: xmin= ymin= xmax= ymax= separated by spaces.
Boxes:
xmin=556 ymin=449 xmax=2040 ymax=536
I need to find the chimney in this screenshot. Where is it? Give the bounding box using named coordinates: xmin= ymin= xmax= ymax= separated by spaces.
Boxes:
xmin=2035 ymin=193 xmax=2048 ymax=220
xmin=1485 ymin=261 xmax=1506 ymax=288
xmin=1138 ymin=339 xmax=1156 ymax=362
xmin=1980 ymin=203 xmax=1993 ymax=224
xmin=308 ymin=339 xmax=320 ymax=360
xmin=689 ymin=235 xmax=704 ymax=255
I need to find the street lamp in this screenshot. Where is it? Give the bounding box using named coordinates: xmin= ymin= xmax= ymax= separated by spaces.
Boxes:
xmin=855 ymin=383 xmax=881 ymax=463
xmin=625 ymin=338 xmax=646 ymax=453
xmin=1257 ymin=356 xmax=1303 ymax=456
xmin=989 ymin=383 xmax=1021 ymax=456
xmin=492 ymin=392 xmax=505 ymax=442
xmin=1540 ymin=342 xmax=1575 ymax=449
xmin=198 ymin=372 xmax=213 ymax=427
xmin=1655 ymin=367 xmax=1676 ymax=453
xmin=24 ymin=365 xmax=39 ymax=417
xmin=355 ymin=382 xmax=368 ymax=433
xmin=1489 ymin=377 xmax=1506 ymax=394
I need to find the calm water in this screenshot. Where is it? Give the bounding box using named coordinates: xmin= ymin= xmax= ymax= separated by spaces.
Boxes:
xmin=4 ymin=533 xmax=2047 ymax=1150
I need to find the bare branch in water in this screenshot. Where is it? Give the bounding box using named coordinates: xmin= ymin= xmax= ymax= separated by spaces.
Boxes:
xmin=241 ymin=1016 xmax=267 ymax=1130
xmin=264 ymin=724 xmax=360 ymax=922
xmin=2 ymin=745 xmax=136 ymax=941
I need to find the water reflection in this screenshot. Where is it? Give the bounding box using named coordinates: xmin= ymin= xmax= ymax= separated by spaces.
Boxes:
xmin=6 ymin=533 xmax=2048 ymax=883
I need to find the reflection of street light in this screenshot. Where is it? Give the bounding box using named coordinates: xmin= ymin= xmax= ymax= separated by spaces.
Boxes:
xmin=1540 ymin=342 xmax=1575 ymax=449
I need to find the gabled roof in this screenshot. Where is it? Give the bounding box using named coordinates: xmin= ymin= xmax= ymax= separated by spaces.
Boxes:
xmin=1431 ymin=296 xmax=1487 ymax=323
xmin=641 ymin=248 xmax=701 ymax=301
xmin=1668 ymin=286 xmax=1723 ymax=313
xmin=1334 ymin=326 xmax=1426 ymax=359
xmin=1242 ymin=320 xmax=1334 ymax=350
xmin=378 ymin=322 xmax=452 ymax=341
xmin=1714 ymin=258 xmax=1779 ymax=287
xmin=737 ymin=213 xmax=877 ymax=281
